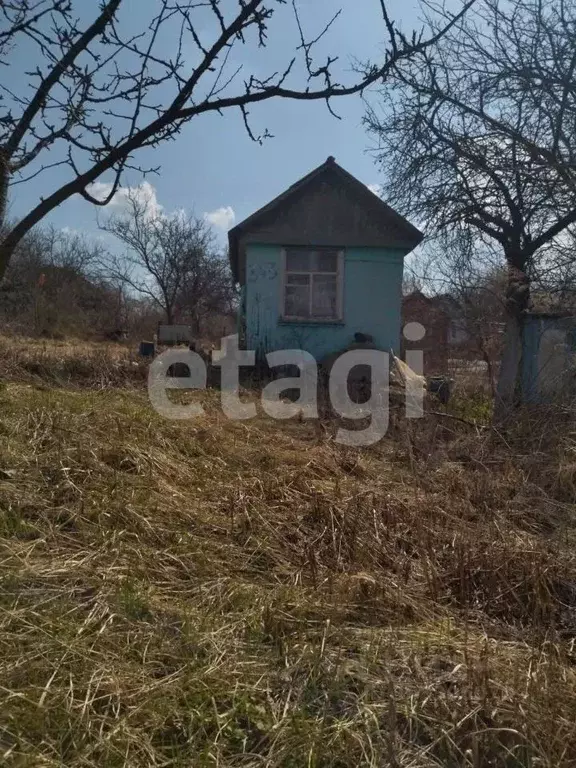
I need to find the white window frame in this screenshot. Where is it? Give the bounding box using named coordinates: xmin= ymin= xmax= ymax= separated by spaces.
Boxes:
xmin=280 ymin=247 xmax=344 ymax=322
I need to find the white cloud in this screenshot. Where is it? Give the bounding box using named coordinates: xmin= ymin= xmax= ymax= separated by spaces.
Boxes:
xmin=85 ymin=180 xmax=163 ymax=219
xmin=85 ymin=182 xmax=237 ymax=233
xmin=204 ymin=206 xmax=236 ymax=231
xmin=367 ymin=183 xmax=383 ymax=197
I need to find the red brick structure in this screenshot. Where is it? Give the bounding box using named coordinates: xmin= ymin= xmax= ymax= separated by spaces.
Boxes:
xmin=402 ymin=291 xmax=452 ymax=374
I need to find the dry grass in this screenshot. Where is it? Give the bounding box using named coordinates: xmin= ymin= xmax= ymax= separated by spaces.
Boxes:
xmin=1 ymin=340 xmax=576 ymax=766
xmin=0 ymin=334 xmax=147 ymax=389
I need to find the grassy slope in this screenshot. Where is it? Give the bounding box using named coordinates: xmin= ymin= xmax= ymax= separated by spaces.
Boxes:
xmin=1 ymin=352 xmax=576 ymax=765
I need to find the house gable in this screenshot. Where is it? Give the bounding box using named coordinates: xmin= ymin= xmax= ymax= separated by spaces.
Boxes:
xmin=229 ymin=157 xmax=423 ymax=283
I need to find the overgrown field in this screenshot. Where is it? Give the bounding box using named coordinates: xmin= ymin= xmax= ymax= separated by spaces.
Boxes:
xmin=1 ymin=339 xmax=576 ymax=766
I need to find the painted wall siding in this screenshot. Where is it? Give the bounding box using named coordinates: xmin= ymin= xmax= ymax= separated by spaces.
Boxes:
xmin=244 ymin=243 xmax=404 ymax=360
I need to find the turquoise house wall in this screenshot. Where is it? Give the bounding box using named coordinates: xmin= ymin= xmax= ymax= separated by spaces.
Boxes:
xmin=244 ymin=243 xmax=404 ymax=360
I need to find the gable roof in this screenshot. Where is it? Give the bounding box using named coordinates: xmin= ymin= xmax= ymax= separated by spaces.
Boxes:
xmin=403 ymin=291 xmax=463 ymax=319
xmin=228 ymin=156 xmax=423 ymax=283
xmin=403 ymin=290 xmax=433 ymax=305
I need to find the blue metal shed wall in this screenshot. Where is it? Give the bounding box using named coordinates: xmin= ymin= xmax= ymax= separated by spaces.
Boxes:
xmin=522 ymin=315 xmax=576 ymax=402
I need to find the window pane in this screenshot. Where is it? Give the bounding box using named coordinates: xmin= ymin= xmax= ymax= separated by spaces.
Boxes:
xmin=285 ymin=284 xmax=310 ymax=317
xmin=311 ymin=274 xmax=337 ymax=318
xmin=286 ymin=249 xmax=339 ymax=273
xmin=286 ymin=250 xmax=311 ymax=271
xmin=313 ymin=251 xmax=338 ymax=272
xmin=285 ymin=273 xmax=310 ymax=286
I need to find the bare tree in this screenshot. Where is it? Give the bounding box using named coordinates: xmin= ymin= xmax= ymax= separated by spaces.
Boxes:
xmin=402 ymin=233 xmax=506 ymax=391
xmin=176 ymin=254 xmax=236 ymax=337
xmin=433 ymin=237 xmax=506 ymax=395
xmin=0 ymin=0 xmax=474 ymax=283
xmin=100 ymin=188 xmax=228 ymax=328
xmin=366 ymin=0 xmax=576 ymax=412
xmin=0 ymin=225 xmax=119 ymax=336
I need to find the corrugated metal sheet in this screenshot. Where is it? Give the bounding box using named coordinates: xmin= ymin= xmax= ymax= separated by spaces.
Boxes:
xmin=522 ymin=314 xmax=576 ymax=402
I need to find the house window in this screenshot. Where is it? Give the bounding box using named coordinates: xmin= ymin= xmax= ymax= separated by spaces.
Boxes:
xmin=282 ymin=248 xmax=343 ymax=321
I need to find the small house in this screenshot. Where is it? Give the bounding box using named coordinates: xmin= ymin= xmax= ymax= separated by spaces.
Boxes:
xmin=228 ymin=157 xmax=423 ymax=361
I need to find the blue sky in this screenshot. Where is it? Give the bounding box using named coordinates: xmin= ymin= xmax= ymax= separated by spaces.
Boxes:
xmin=7 ymin=0 xmax=425 ymax=247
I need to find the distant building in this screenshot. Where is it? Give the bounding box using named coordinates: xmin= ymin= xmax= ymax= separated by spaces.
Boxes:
xmin=402 ymin=291 xmax=470 ymax=372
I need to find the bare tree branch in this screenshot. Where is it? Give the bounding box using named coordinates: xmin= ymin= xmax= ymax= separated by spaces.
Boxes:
xmin=0 ymin=0 xmax=475 ymax=280
xmin=366 ymin=0 xmax=576 ymax=409
xmin=99 ymin=188 xmax=232 ymax=329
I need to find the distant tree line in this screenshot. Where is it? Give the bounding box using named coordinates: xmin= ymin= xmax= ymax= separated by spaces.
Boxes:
xmin=0 ymin=206 xmax=236 ymax=342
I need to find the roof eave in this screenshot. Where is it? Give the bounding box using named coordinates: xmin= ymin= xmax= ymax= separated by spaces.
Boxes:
xmin=227 ymin=157 xmax=424 ymax=284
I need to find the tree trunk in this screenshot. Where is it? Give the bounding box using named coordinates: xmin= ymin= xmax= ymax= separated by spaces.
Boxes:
xmin=0 ymin=154 xmax=12 ymax=282
xmin=495 ymin=261 xmax=530 ymax=421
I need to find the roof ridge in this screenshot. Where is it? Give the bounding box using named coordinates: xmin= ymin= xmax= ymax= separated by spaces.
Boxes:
xmin=228 ymin=157 xmax=423 ymax=283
